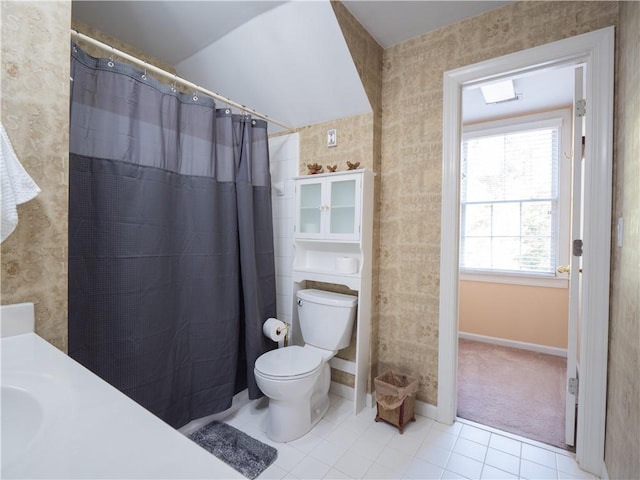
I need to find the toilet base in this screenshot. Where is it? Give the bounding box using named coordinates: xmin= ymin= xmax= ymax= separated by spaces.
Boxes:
xmin=265 ymin=363 xmax=331 ymax=443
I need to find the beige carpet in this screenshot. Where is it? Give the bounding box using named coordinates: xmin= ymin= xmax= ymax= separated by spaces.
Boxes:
xmin=457 ymin=339 xmax=570 ymax=450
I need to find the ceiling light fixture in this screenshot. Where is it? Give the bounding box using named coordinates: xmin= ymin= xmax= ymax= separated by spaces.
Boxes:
xmin=480 ymin=79 xmax=517 ymax=104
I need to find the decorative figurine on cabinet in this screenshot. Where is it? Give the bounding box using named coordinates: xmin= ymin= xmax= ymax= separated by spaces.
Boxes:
xmin=326 ymin=165 xmax=338 ymax=172
xmin=346 ymin=161 xmax=360 ymax=170
xmin=306 ymin=163 xmax=323 ymax=175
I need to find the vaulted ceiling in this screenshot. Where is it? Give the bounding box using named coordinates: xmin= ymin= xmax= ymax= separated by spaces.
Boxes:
xmin=72 ymin=1 xmax=571 ymax=133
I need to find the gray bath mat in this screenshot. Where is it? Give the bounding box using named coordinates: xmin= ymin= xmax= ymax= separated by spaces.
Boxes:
xmin=188 ymin=421 xmax=278 ymax=479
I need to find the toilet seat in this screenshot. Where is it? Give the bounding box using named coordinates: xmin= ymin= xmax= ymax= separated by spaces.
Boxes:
xmin=255 ymin=346 xmax=323 ymax=381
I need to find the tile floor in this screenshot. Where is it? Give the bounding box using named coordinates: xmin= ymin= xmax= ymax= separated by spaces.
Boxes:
xmin=222 ymin=393 xmax=598 ymax=480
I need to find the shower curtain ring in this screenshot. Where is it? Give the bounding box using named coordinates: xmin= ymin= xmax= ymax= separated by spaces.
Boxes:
xmin=107 ymin=47 xmax=115 ymax=68
xmin=141 ymin=61 xmax=147 ymax=81
xmin=171 ymin=74 xmax=177 ymax=93
xmin=72 ymin=30 xmax=78 ymax=53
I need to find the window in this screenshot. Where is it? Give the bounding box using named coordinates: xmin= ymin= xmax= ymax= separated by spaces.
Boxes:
xmin=460 ymin=111 xmax=571 ymax=286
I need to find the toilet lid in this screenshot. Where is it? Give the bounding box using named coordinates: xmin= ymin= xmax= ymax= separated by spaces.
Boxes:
xmin=255 ymin=346 xmax=322 ymax=378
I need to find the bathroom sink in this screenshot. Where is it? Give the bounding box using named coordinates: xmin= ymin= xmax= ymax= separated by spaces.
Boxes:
xmin=1 ymin=384 xmax=45 ymax=465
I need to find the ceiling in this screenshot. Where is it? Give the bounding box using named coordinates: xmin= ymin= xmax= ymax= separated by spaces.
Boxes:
xmin=72 ymin=0 xmax=571 ymax=132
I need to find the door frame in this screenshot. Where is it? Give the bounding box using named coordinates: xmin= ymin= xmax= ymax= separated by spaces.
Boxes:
xmin=437 ymin=27 xmax=614 ymax=476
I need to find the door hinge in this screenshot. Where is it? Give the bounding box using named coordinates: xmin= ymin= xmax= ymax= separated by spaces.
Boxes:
xmin=573 ymin=239 xmax=584 ymax=257
xmin=568 ymin=377 xmax=579 ymax=396
xmin=576 ymin=99 xmax=586 ymax=117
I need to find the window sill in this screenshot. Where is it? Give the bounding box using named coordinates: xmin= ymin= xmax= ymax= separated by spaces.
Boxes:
xmin=460 ymin=271 xmax=569 ymax=289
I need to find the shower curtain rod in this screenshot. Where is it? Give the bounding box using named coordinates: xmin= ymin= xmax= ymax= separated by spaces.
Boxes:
xmin=71 ymin=29 xmax=293 ymax=132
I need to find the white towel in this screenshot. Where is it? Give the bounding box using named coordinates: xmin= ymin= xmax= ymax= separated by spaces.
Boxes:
xmin=1 ymin=122 xmax=41 ymax=242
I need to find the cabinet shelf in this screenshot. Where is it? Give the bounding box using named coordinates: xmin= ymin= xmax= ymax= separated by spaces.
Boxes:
xmin=292 ymin=170 xmax=375 ymax=415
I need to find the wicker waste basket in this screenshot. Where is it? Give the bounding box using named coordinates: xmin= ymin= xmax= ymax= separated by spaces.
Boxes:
xmin=374 ymin=370 xmax=420 ymax=434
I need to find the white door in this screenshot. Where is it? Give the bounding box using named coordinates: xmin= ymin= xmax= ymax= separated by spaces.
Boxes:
xmin=564 ymin=65 xmax=585 ymax=447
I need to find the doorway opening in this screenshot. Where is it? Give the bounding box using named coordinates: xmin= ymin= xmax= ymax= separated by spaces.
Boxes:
xmin=455 ymin=66 xmax=577 ymax=450
xmin=437 ymin=27 xmax=614 ymax=476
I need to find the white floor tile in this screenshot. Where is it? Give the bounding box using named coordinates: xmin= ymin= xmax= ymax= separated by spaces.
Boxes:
xmin=340 ymin=412 xmax=376 ymax=435
xmin=402 ymin=457 xmax=445 ymax=479
xmin=459 ymin=424 xmax=491 ymax=446
xmin=415 ymin=443 xmax=453 ymax=468
xmin=363 ymin=462 xmax=404 ymax=480
xmin=441 ymin=470 xmax=469 ymax=479
xmin=445 ymin=451 xmax=484 ymax=479
xmin=521 ymin=443 xmax=557 ymax=469
xmin=376 ymin=445 xmax=414 ymax=473
xmin=365 ymin=421 xmax=399 ymax=446
xmin=423 ymin=428 xmax=459 ymax=451
xmin=555 ymin=454 xmax=594 ymax=479
xmin=484 ymin=448 xmax=520 ymax=475
xmin=324 ymin=467 xmax=354 ymax=479
xmin=273 ymin=444 xmax=306 ymax=471
xmin=313 ymin=418 xmax=339 ymax=438
xmin=311 ymin=439 xmax=351 ymax=465
xmin=403 ymin=415 xmax=435 ymax=438
xmin=212 ymin=397 xmax=592 ymax=480
xmin=257 ymin=462 xmax=288 ymax=479
xmin=432 ymin=421 xmax=463 ymax=436
xmin=480 ymin=464 xmax=518 ymax=480
xmin=488 ymin=434 xmax=522 ymax=457
xmin=288 ymin=431 xmax=323 ymax=454
xmin=289 ymin=455 xmax=332 ymax=480
xmin=349 ymin=435 xmax=388 ymax=461
xmin=334 ymin=450 xmax=375 ymax=479
xmin=453 ymin=437 xmax=488 ymax=462
xmin=387 ymin=430 xmax=426 ymax=456
xmin=325 ymin=423 xmax=362 ymax=448
xmin=520 ymin=458 xmax=558 ymax=479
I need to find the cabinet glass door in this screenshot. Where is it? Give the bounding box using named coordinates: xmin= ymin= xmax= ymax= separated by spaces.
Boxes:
xmin=298 ymin=182 xmax=322 ymax=234
xmin=329 ymin=179 xmax=357 ymax=235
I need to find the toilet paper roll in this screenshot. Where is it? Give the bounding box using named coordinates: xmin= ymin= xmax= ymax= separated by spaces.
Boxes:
xmin=335 ymin=256 xmax=358 ymax=274
xmin=263 ymin=317 xmax=287 ymax=342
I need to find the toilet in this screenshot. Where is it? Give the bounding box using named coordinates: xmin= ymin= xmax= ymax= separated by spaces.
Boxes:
xmin=254 ymin=289 xmax=358 ymax=442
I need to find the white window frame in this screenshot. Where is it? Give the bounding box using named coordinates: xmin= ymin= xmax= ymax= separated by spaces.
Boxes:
xmin=460 ymin=109 xmax=572 ymax=288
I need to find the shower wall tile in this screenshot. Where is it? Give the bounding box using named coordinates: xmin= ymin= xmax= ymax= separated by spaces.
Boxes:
xmin=269 ymin=133 xmax=299 ymax=329
xmin=378 ymin=1 xmax=618 ymax=405
xmin=1 ymin=0 xmax=72 ymax=352
xmin=606 ymin=2 xmax=640 ymax=478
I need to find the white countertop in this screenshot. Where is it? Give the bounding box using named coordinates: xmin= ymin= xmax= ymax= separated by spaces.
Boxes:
xmin=1 ymin=331 xmax=242 ymax=479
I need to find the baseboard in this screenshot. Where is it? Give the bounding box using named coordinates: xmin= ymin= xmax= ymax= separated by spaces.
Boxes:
xmin=330 ymin=381 xmax=373 ymax=408
xmin=459 ymin=331 xmax=567 ymax=357
xmin=414 ymin=399 xmax=438 ymax=421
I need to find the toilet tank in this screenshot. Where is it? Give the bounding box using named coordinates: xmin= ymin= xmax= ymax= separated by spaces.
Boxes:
xmin=296 ymin=289 xmax=358 ymax=351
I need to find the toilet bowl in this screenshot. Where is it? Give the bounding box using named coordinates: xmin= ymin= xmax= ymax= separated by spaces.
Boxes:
xmin=254 ymin=345 xmax=330 ymax=442
xmin=254 ymin=289 xmax=357 ymax=442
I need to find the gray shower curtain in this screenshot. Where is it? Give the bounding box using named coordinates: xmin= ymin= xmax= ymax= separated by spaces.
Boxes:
xmin=68 ymin=45 xmax=276 ymax=428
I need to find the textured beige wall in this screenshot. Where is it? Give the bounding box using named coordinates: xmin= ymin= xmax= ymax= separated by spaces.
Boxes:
xmin=298 ymin=114 xmax=375 ymax=175
xmin=459 ymin=281 xmax=569 ymax=349
xmin=606 ymin=1 xmax=640 ymax=478
xmin=379 ymin=1 xmax=618 ymax=405
xmin=1 ymin=1 xmax=72 ymax=351
xmin=300 ymin=2 xmax=384 ymax=390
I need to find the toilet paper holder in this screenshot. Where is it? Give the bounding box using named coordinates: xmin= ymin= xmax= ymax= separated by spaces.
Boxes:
xmin=277 ymin=322 xmax=290 ymax=347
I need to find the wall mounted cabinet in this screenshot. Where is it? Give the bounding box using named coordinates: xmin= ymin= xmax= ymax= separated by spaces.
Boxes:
xmin=291 ymin=170 xmax=375 ymax=414
xmin=295 ymin=173 xmax=362 ymax=241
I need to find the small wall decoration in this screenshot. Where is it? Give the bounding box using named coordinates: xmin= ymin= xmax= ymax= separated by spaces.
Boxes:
xmin=326 ymin=165 xmax=338 ymax=172
xmin=346 ymin=161 xmax=360 ymax=170
xmin=307 ymin=163 xmax=323 ymax=175
xmin=327 ymin=129 xmax=337 ymax=147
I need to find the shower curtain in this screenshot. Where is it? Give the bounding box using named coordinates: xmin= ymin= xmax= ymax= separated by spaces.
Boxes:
xmin=68 ymin=45 xmax=276 ymax=428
